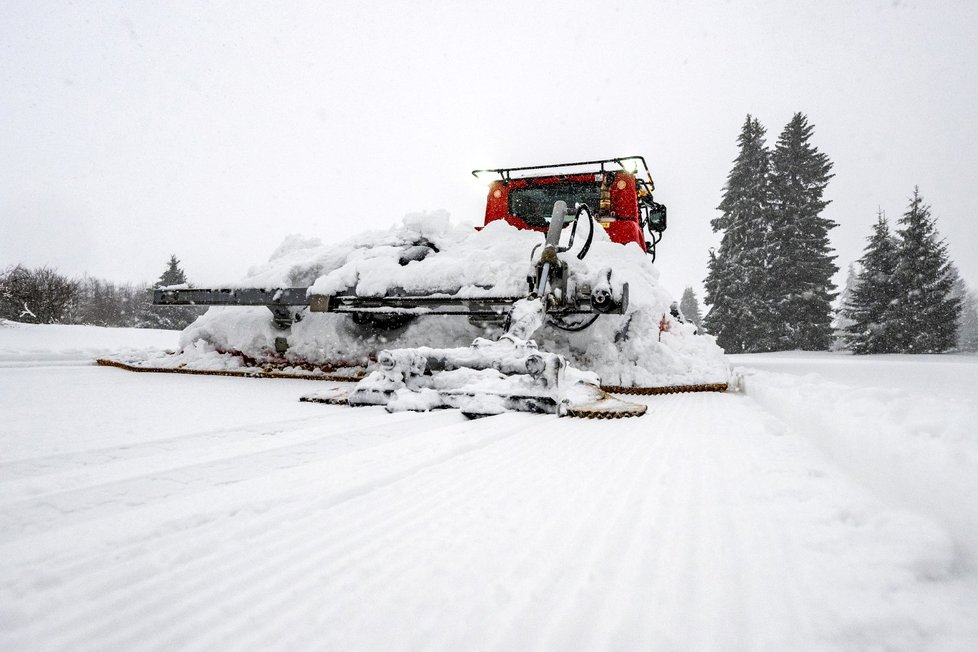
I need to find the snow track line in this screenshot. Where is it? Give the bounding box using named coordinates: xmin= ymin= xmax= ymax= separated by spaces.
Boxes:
xmin=36 ymin=415 xmax=536 ymax=651
xmin=0 ymin=406 xmax=438 ymax=497
xmin=1 ymin=410 xmax=456 ymax=584
xmin=3 ymin=396 xmax=745 ymax=650
xmin=77 ymin=416 xmax=530 ymax=649
xmin=486 ymin=415 xmax=672 ymax=650
xmin=1 ymin=414 xmax=529 ymax=627
xmin=0 ymin=408 xmax=467 ymax=546
xmin=6 ymin=386 xmax=978 ymax=650
xmin=0 ymin=359 xmax=101 ymax=369
xmin=237 ymin=415 xmax=639 ymax=651
xmin=0 ymin=407 xmax=379 ymax=476
xmin=248 ymin=416 xmax=663 ymax=651
xmin=305 ymin=419 xmax=615 ymax=648
xmin=167 ymin=418 xmax=547 ymax=651
xmin=548 ymin=416 xmax=683 ymax=649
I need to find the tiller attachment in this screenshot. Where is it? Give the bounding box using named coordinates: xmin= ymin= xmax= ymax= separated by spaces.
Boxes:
xmin=308 ymin=203 xmax=646 ymax=419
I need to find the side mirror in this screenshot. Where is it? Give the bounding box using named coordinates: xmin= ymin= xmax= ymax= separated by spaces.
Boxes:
xmin=646 ymin=202 xmax=667 ymax=232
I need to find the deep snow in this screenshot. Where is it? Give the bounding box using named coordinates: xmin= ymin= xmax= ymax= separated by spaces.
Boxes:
xmin=2 ymin=322 xmax=977 ymax=650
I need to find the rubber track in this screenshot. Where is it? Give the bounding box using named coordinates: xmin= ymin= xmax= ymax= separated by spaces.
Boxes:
xmin=565 ymin=406 xmax=647 ymax=419
xmin=95 ymin=359 xmax=364 ymax=383
xmin=601 ymin=383 xmax=729 ymax=395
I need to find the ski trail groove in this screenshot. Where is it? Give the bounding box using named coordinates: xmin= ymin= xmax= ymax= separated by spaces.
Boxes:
xmin=0 ymin=409 xmax=463 ymax=542
xmin=24 ymin=415 xmax=534 ymax=650
xmin=0 ymin=405 xmax=429 ymax=484
xmin=4 ymin=387 xmax=978 ymax=651
xmin=131 ymin=416 xmax=548 ymax=651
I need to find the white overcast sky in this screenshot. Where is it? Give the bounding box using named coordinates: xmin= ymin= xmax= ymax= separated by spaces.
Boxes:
xmin=2 ymin=0 xmax=976 ymax=299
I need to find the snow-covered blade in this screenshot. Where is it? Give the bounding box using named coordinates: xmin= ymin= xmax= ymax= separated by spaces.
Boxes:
xmin=333 ymin=330 xmax=643 ymax=418
xmin=333 ymin=295 xmax=647 ymax=419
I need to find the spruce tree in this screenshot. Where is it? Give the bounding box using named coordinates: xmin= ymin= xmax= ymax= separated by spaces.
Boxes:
xmin=140 ymin=255 xmax=203 ymax=330
xmin=948 ymin=268 xmax=967 ymax=348
xmin=704 ymin=115 xmax=773 ymax=352
xmin=678 ymin=286 xmax=704 ymax=329
xmin=888 ymin=188 xmax=961 ymax=352
xmin=832 ymin=262 xmax=859 ymax=350
xmin=766 ymin=113 xmax=837 ymax=350
xmin=157 ymin=254 xmax=188 ymax=288
xmin=958 ymin=289 xmax=978 ymax=352
xmin=948 ymin=265 xmax=978 ymax=352
xmin=843 ymin=213 xmax=900 ymax=353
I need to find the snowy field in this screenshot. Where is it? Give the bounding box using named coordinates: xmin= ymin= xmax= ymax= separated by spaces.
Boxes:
xmin=2 ymin=321 xmax=977 ymax=650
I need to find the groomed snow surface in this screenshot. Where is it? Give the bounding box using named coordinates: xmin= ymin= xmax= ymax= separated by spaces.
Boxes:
xmin=2 ymin=321 xmax=977 ymax=650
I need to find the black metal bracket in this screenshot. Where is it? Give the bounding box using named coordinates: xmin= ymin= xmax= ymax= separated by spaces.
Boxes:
xmin=154 ymin=288 xmax=309 ymax=329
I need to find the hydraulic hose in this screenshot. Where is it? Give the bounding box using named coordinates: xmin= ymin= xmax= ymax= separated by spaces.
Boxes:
xmin=574 ymin=204 xmax=595 ymax=260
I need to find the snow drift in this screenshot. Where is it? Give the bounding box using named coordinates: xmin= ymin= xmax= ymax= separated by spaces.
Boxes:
xmin=740 ymin=365 xmax=978 ymax=570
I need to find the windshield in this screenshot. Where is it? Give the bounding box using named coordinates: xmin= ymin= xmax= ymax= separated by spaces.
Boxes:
xmin=508 ymin=181 xmax=601 ymax=227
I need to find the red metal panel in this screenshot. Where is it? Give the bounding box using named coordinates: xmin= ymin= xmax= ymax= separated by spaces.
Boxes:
xmin=610 ymin=172 xmax=639 ymax=220
xmin=603 ymin=220 xmax=646 ymax=251
xmin=484 ymin=180 xmax=509 ymax=224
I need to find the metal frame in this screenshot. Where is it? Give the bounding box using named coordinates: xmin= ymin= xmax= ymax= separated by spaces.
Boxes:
xmin=153 ymin=285 xmax=625 ymax=328
xmin=472 ymin=156 xmax=652 ymax=183
xmin=153 ymin=288 xmax=310 ymax=328
xmin=154 ymin=288 xmax=309 ymax=307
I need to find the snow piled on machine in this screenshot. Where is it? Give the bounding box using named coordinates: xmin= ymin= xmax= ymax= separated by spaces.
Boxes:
xmin=180 ymin=211 xmax=729 ymax=388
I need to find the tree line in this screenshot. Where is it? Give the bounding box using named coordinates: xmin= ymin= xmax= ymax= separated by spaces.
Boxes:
xmin=841 ymin=196 xmax=964 ymax=353
xmin=701 ymin=112 xmax=977 ymax=354
xmin=0 ymin=255 xmax=203 ymax=330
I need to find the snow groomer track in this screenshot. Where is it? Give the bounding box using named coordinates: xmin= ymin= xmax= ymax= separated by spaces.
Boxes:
xmin=3 ymin=341 xmax=978 ymax=650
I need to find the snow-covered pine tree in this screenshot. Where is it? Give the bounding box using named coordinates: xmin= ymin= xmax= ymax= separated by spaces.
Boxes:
xmin=949 ymin=266 xmax=965 ymax=318
xmin=139 ymin=255 xmax=204 ymax=330
xmin=704 ymin=115 xmax=774 ymax=352
xmin=678 ymin=286 xmax=704 ymax=329
xmin=958 ymin=289 xmax=978 ymax=352
xmin=831 ymin=262 xmax=860 ymax=350
xmin=766 ymin=113 xmax=837 ymax=350
xmin=888 ymin=188 xmax=961 ymax=352
xmin=157 ymin=254 xmax=188 ymax=288
xmin=947 ymin=269 xmax=978 ymax=352
xmin=842 ymin=212 xmax=900 ymax=353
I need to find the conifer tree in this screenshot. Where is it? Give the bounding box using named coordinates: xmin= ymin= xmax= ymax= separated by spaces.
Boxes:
xmin=678 ymin=286 xmax=703 ymax=329
xmin=888 ymin=188 xmax=961 ymax=352
xmin=766 ymin=113 xmax=837 ymax=350
xmin=140 ymin=255 xmax=203 ymax=330
xmin=948 ymin=267 xmax=966 ymax=341
xmin=843 ymin=212 xmax=900 ymax=353
xmin=704 ymin=115 xmax=774 ymax=352
xmin=831 ymin=262 xmax=859 ymax=350
xmin=156 ymin=254 xmax=188 ymax=288
xmin=958 ymin=289 xmax=978 ymax=352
